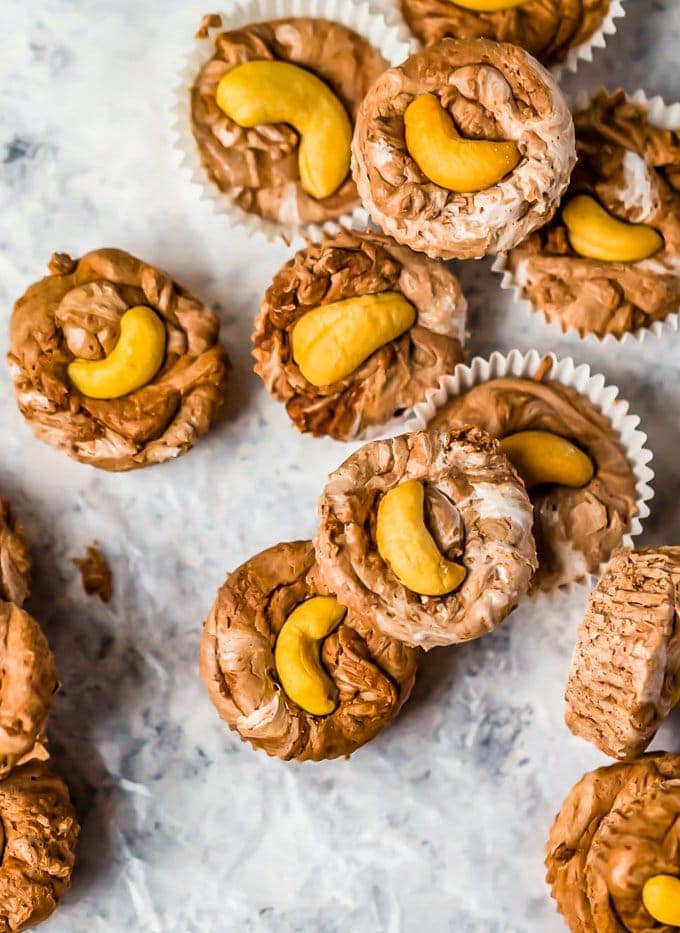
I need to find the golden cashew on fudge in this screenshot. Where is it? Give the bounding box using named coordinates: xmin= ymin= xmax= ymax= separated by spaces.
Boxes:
xmin=291 ymin=292 xmax=416 ymax=387
xmin=643 ymin=875 xmax=680 ymax=925
xmin=562 ymin=194 xmax=664 ymax=263
xmin=499 ymin=431 xmax=594 ymax=490
xmin=274 ymin=596 xmax=346 ymax=716
xmin=399 ymin=0 xmax=614 ymax=67
xmin=404 ymin=94 xmax=521 ymax=192
xmin=67 ymin=305 xmax=166 ymax=399
xmin=429 ymin=375 xmax=638 ymax=593
xmin=190 ymin=17 xmax=387 ymax=227
xmin=253 ymin=230 xmax=467 ymax=440
xmin=565 ymin=547 xmax=680 ymax=760
xmin=0 ymin=601 xmax=57 ymax=780
xmin=216 ymin=61 xmax=352 ymax=200
xmin=0 ymin=761 xmax=79 ymax=932
xmin=199 ymin=541 xmax=419 ymax=760
xmin=376 ymin=480 xmax=467 ymax=596
xmin=507 ymin=89 xmax=680 ymax=338
xmin=450 ymin=0 xmax=528 ymax=7
xmin=314 ymin=428 xmax=537 ymax=649
xmin=8 ymin=249 xmax=230 ymax=471
xmin=547 ymin=755 xmax=680 ymax=933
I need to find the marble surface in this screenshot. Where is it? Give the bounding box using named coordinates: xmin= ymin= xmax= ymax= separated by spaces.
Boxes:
xmin=1 ymin=2 xmax=680 ymax=930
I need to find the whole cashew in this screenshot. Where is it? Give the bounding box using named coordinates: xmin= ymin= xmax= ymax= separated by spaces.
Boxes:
xmin=562 ymin=194 xmax=664 ymax=262
xmin=274 ymin=596 xmax=347 ymax=716
xmin=291 ymin=292 xmax=416 ymax=387
xmin=67 ymin=305 xmax=166 ymax=400
xmin=642 ymin=875 xmax=680 ymax=926
xmin=404 ymin=93 xmax=521 ymax=193
xmin=376 ymin=479 xmax=467 ymax=596
xmin=499 ymin=431 xmax=594 ymax=490
xmin=216 ymin=61 xmax=352 ymax=201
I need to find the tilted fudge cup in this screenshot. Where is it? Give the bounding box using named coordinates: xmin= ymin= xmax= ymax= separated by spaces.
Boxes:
xmin=427 ymin=367 xmax=640 ymax=593
xmin=351 ymin=38 xmax=575 ymax=260
xmin=314 ymin=428 xmax=537 ymax=650
xmin=252 ymin=229 xmax=467 ymax=440
xmin=0 ymin=499 xmax=31 ymax=609
xmin=199 ymin=540 xmax=419 ymax=760
xmin=0 ymin=761 xmax=79 ymax=931
xmin=547 ymin=754 xmax=680 ymax=932
xmin=8 ymin=249 xmax=230 ymax=471
xmin=399 ymin=0 xmax=623 ymax=71
xmin=186 ymin=12 xmax=405 ymax=234
xmin=566 ymin=547 xmax=680 ymax=760
xmin=505 ymin=89 xmax=680 ymax=339
xmin=0 ymin=601 xmax=57 ymax=779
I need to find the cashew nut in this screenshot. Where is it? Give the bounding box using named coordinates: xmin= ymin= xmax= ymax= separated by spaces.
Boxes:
xmin=216 ymin=61 xmax=352 ymax=200
xmin=274 ymin=595 xmax=346 ymax=716
xmin=67 ymin=305 xmax=166 ymax=400
xmin=562 ymin=194 xmax=664 ymax=262
xmin=376 ymin=479 xmax=467 ymax=596
xmin=642 ymin=875 xmax=680 ymax=926
xmin=499 ymin=431 xmax=594 ymax=490
xmin=450 ymin=0 xmax=529 ymax=8
xmin=404 ymin=93 xmax=521 ymax=193
xmin=291 ymin=292 xmax=416 ymax=387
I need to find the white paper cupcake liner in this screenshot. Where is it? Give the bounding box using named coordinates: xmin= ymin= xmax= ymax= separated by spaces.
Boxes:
xmin=170 ymin=0 xmax=415 ymax=246
xmin=405 ymin=348 xmax=655 ymax=597
xmin=494 ymin=86 xmax=680 ymax=346
xmin=554 ymin=0 xmax=626 ymax=77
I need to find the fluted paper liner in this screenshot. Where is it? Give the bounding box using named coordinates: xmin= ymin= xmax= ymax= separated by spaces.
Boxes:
xmin=494 ymin=87 xmax=680 ymax=346
xmin=554 ymin=0 xmax=625 ymax=77
xmin=405 ymin=348 xmax=655 ymax=596
xmin=170 ymin=0 xmax=415 ymax=245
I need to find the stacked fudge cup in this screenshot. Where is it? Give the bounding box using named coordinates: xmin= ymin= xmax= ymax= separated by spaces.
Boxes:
xmin=0 ymin=499 xmax=78 ymax=930
xmin=174 ymin=4 xmax=680 ymax=930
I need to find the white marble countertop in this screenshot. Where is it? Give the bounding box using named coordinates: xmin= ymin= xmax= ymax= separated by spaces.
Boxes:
xmin=1 ymin=2 xmax=679 ymax=930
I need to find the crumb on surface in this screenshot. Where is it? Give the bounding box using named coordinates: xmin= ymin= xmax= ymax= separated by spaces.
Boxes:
xmin=72 ymin=543 xmax=113 ymax=603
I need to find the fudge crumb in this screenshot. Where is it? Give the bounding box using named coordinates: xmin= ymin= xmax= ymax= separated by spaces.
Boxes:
xmin=72 ymin=543 xmax=113 ymax=603
xmin=195 ymin=13 xmax=221 ymax=39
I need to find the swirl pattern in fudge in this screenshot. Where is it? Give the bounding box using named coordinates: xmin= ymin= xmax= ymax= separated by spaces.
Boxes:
xmin=0 ymin=761 xmax=78 ymax=931
xmin=0 ymin=499 xmax=31 ymax=608
xmin=566 ymin=546 xmax=680 ymax=759
xmin=190 ymin=16 xmax=387 ymax=226
xmin=8 ymin=249 xmax=230 ymax=471
xmin=508 ymin=90 xmax=680 ymax=337
xmin=429 ymin=376 xmax=638 ymax=591
xmin=314 ymin=428 xmax=537 ymax=649
xmin=253 ymin=230 xmax=467 ymax=440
